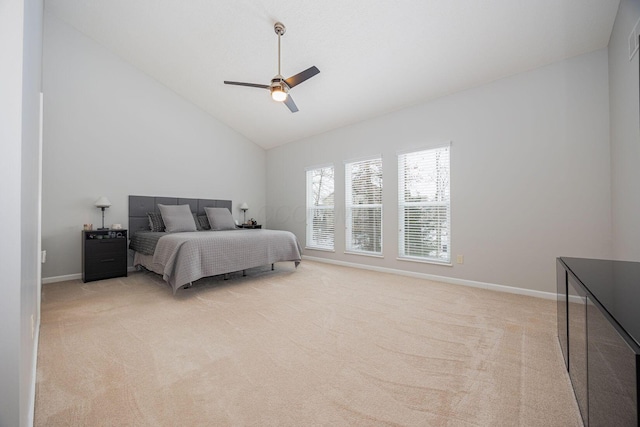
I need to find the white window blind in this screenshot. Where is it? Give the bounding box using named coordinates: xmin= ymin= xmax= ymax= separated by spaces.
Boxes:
xmin=345 ymin=157 xmax=383 ymax=255
xmin=306 ymin=166 xmax=335 ymax=250
xmin=398 ymin=146 xmax=450 ymax=263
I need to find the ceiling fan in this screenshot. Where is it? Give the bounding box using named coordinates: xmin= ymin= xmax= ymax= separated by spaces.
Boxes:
xmin=224 ymin=22 xmax=320 ymax=113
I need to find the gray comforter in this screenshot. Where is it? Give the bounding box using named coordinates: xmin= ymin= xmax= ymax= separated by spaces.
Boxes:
xmin=129 ymin=231 xmax=165 ymax=255
xmin=149 ymin=230 xmax=302 ymax=293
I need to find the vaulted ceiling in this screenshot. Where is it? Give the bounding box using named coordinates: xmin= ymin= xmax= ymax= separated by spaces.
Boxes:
xmin=45 ymin=0 xmax=619 ymax=149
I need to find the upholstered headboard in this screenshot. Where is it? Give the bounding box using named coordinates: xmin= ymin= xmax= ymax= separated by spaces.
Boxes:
xmin=128 ymin=195 xmax=233 ymax=235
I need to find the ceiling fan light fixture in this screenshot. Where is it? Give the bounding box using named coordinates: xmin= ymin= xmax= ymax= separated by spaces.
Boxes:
xmin=270 ymin=83 xmax=288 ymax=102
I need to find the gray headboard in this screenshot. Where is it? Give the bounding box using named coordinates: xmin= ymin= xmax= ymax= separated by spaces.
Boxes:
xmin=128 ymin=195 xmax=232 ymax=235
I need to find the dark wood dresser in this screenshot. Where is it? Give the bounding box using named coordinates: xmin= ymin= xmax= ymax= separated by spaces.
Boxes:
xmin=557 ymin=257 xmax=639 ymax=426
xmin=82 ymin=229 xmax=128 ymax=282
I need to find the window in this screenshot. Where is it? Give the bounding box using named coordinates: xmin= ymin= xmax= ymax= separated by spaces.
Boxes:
xmin=345 ymin=157 xmax=383 ymax=255
xmin=398 ymin=145 xmax=450 ymax=263
xmin=306 ymin=165 xmax=335 ymax=250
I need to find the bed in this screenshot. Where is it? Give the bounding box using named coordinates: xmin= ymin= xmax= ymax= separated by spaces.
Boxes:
xmin=128 ymin=195 xmax=302 ymax=293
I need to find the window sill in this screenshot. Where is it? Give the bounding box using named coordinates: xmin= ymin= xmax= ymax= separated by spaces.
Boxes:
xmin=344 ymin=251 xmax=384 ymax=259
xmin=397 ymin=257 xmax=452 ymax=267
xmin=305 ymin=247 xmax=335 ymax=253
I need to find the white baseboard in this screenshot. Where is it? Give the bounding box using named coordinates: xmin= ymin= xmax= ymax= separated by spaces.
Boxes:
xmin=302 ymin=255 xmax=556 ymax=300
xmin=41 ymin=273 xmax=81 ymax=284
xmin=42 ymin=267 xmax=139 ymax=285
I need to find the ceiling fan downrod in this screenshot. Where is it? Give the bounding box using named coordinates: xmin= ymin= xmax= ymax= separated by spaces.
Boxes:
xmin=274 ymin=22 xmax=286 ymax=77
xmin=271 ymin=22 xmax=288 ymax=101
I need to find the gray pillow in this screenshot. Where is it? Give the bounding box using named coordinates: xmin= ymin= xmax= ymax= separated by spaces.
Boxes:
xmin=193 ymin=213 xmax=202 ymax=231
xmin=147 ymin=212 xmax=165 ymax=232
xmin=158 ymin=204 xmax=197 ymax=233
xmin=197 ymin=214 xmax=211 ymax=230
xmin=204 ymin=207 xmax=236 ymax=231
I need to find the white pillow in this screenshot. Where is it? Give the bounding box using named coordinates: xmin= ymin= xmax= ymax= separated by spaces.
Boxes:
xmin=204 ymin=207 xmax=237 ymax=231
xmin=158 ymin=204 xmax=197 ymax=233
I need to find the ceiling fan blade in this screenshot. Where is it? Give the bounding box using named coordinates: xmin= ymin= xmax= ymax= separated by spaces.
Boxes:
xmin=283 ymin=94 xmax=299 ymax=113
xmin=284 ymin=66 xmax=320 ymax=88
xmin=224 ymin=81 xmax=270 ymax=89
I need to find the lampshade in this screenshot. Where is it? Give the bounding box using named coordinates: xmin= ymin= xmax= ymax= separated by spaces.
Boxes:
xmin=94 ymin=196 xmax=111 ymax=208
xmin=240 ymin=202 xmax=249 ymax=211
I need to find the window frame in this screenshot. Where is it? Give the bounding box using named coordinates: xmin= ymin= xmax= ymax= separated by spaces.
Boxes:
xmin=305 ymin=164 xmax=335 ymax=251
xmin=397 ymin=144 xmax=451 ymax=265
xmin=344 ymin=155 xmax=383 ymax=257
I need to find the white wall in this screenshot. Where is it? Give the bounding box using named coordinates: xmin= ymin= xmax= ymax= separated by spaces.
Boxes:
xmin=0 ymin=1 xmax=23 ymax=421
xmin=267 ymin=49 xmax=612 ymax=294
xmin=42 ymin=12 xmax=267 ymax=279
xmin=610 ymin=0 xmax=640 ymax=261
xmin=0 ymin=0 xmax=43 ymax=424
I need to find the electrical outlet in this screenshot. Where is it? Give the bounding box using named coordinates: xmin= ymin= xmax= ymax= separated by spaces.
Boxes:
xmin=41 ymin=250 xmax=46 ymax=263
xmin=457 ymin=255 xmax=464 ymax=264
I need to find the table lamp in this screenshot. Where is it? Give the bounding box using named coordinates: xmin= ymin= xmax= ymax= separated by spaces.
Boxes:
xmin=95 ymin=196 xmax=112 ymax=230
xmin=240 ymin=202 xmax=249 ymax=224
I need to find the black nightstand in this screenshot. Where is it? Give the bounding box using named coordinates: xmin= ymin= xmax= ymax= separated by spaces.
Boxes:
xmin=239 ymin=224 xmax=262 ymax=229
xmin=82 ymin=229 xmax=128 ymax=282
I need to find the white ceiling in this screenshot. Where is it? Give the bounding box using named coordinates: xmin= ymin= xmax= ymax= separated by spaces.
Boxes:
xmin=45 ymin=0 xmax=619 ymax=149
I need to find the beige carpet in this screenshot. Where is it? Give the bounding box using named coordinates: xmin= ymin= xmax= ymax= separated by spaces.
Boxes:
xmin=35 ymin=260 xmax=581 ymax=426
